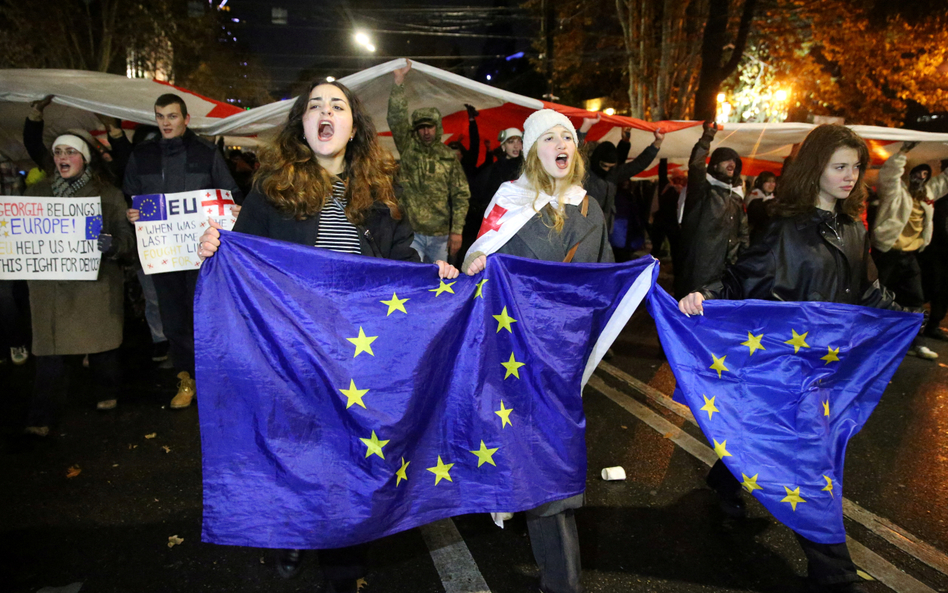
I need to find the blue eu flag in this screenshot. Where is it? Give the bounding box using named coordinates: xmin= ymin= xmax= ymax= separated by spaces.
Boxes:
xmin=84 ymin=215 xmax=102 ymax=240
xmin=648 ymin=286 xmax=921 ymax=544
xmin=195 ymin=231 xmax=657 ymax=549
xmin=131 ymin=194 xmax=167 ymax=221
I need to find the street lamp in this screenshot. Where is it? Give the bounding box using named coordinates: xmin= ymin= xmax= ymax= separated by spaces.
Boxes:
xmin=774 ymin=89 xmax=788 ymax=102
xmin=354 ymin=32 xmax=370 ymax=46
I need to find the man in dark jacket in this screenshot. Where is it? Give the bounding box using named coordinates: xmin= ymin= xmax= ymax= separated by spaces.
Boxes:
xmin=579 ymin=123 xmax=664 ymax=234
xmin=461 ymin=127 xmax=524 ymax=256
xmin=675 ymin=121 xmax=748 ymax=297
xmin=124 ymin=93 xmax=241 ymax=409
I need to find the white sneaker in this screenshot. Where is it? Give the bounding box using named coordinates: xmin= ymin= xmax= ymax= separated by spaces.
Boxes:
xmin=910 ymin=346 xmax=938 ymax=360
xmin=10 ymin=346 xmax=28 ymax=365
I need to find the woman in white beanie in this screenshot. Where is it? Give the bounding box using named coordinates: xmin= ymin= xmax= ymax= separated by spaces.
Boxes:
xmin=23 ymin=134 xmax=134 ymax=436
xmin=462 ymin=109 xmax=613 ymax=593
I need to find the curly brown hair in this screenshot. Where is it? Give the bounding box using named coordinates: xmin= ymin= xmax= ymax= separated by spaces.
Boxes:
xmin=768 ymin=125 xmax=868 ymax=219
xmin=255 ymin=81 xmax=399 ymax=223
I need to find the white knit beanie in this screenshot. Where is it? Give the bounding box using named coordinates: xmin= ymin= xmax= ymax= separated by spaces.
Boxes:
xmin=522 ymin=109 xmax=577 ymax=156
xmin=498 ymin=127 xmax=522 ymax=143
xmin=52 ymin=134 xmax=91 ymax=163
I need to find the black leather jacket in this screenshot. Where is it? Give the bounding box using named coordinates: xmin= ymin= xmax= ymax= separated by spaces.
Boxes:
xmin=234 ymin=189 xmax=420 ymax=262
xmin=701 ymin=209 xmax=899 ymax=310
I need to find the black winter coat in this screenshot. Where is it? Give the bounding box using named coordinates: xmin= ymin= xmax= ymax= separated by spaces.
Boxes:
xmin=676 ymin=133 xmax=748 ymax=296
xmin=234 ymin=189 xmax=421 ymax=262
xmin=123 ymin=129 xmax=242 ymax=202
xmin=700 ymin=210 xmax=898 ymax=309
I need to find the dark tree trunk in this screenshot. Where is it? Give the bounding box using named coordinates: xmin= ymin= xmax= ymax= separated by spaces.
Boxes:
xmin=693 ymin=0 xmax=757 ymax=121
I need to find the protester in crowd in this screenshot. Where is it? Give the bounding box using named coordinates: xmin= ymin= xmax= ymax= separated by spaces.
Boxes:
xmin=679 ymin=124 xmax=902 ymax=593
xmin=461 ymin=127 xmax=524 ymax=256
xmin=676 ymin=121 xmax=748 ymax=297
xmin=652 ymin=160 xmax=687 ymax=263
xmin=197 ymin=79 xmax=457 ymax=591
xmin=746 ymin=171 xmax=777 ymax=243
xmin=919 ymin=158 xmax=948 ymax=341
xmin=463 ymin=109 xmax=613 ymax=593
xmin=872 ymin=141 xmax=948 ymax=359
xmin=0 ymin=279 xmax=30 ymax=365
xmin=578 ymin=118 xmax=664 ymax=235
xmin=387 ymin=60 xmax=470 ymax=263
xmin=124 ymin=93 xmax=242 ymax=409
xmin=23 ymin=94 xmax=133 ymax=183
xmin=22 ymin=134 xmax=134 ymax=436
xmin=447 ymin=103 xmax=482 ymax=184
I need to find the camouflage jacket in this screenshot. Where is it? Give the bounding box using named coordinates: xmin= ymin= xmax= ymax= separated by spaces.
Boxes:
xmin=387 ymin=83 xmax=470 ymax=236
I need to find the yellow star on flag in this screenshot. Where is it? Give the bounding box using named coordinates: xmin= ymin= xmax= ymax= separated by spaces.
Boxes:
xmin=470 ymin=441 xmax=499 ymax=467
xmin=429 ymin=280 xmax=456 ymax=296
xmin=709 ymin=354 xmax=729 ymax=378
xmin=395 ymin=457 xmax=410 ymax=486
xmin=493 ymin=306 xmax=518 ymax=333
xmin=427 ymin=456 xmax=455 ymax=485
xmin=781 ymin=486 xmax=806 ymax=511
xmin=495 ymin=400 xmax=513 ymax=427
xmin=380 ymin=293 xmax=409 ymax=316
xmin=360 ymin=430 xmax=389 ymax=460
xmin=821 ymin=346 xmax=840 ymax=365
xmin=501 ymin=352 xmax=525 ymax=379
xmin=742 ymin=473 xmax=763 ymax=493
xmin=822 ymin=475 xmax=834 ymax=497
xmin=822 ymin=399 xmax=830 ymax=417
xmin=741 ymin=332 xmax=765 ymax=356
xmin=713 ymin=439 xmax=732 ymax=459
xmin=700 ymin=395 xmax=719 ymax=420
xmin=339 ymin=379 xmax=370 ymax=409
xmin=347 ymin=327 xmax=377 ymax=357
xmin=474 ymin=278 xmax=489 ymax=298
xmin=0 ymin=219 xmax=8 ymax=227
xmin=785 ymin=329 xmax=810 ymax=353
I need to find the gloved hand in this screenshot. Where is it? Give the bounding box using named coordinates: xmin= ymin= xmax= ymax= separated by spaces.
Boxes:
xmin=465 ymin=103 xmax=479 ymax=119
xmin=97 ymin=233 xmax=114 ymax=255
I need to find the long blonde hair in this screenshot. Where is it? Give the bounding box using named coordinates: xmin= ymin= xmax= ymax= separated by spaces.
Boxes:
xmin=521 ymin=142 xmax=586 ymax=232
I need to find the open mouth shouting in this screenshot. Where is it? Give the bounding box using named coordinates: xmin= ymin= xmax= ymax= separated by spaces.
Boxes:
xmin=555 ymin=153 xmax=570 ymax=170
xmin=318 ymin=119 xmax=334 ymax=141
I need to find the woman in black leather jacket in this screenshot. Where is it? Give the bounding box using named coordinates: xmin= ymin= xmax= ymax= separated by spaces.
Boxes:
xmin=678 ymin=124 xmax=897 ymax=593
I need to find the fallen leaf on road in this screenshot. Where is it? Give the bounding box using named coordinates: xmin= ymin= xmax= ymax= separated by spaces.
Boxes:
xmin=259 ymin=557 xmax=265 ymax=564
xmin=356 ymin=578 xmax=367 ymax=591
xmin=144 ymin=433 xmax=157 ymax=439
xmin=662 ymin=432 xmax=674 ymax=439
xmin=112 ymin=464 xmax=119 ymax=467
xmin=162 ymin=446 xmax=171 ymax=453
xmin=168 ymin=535 xmax=184 ymax=548
xmin=66 ymin=465 xmax=81 ymax=478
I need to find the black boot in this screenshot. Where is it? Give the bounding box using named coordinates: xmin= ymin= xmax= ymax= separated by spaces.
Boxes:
xmin=275 ymin=548 xmax=304 ymax=579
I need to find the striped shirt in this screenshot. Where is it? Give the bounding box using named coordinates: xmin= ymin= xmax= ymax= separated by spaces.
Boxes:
xmin=314 ymin=180 xmax=361 ymax=254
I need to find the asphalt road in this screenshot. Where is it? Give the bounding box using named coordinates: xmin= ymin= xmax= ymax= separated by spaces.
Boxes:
xmin=2 ymin=263 xmax=947 ymax=593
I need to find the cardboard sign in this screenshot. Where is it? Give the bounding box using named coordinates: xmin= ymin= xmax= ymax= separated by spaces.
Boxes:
xmin=0 ymin=196 xmax=103 ymax=280
xmin=133 ymin=189 xmax=237 ymax=275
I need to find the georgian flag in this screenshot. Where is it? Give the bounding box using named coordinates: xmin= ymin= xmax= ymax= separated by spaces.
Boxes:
xmin=202 ymin=190 xmax=235 ymax=217
xmin=464 ymin=177 xmax=588 ymax=260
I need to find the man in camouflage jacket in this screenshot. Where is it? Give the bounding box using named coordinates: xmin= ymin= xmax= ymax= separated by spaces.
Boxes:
xmin=388 ymin=61 xmax=470 ymax=262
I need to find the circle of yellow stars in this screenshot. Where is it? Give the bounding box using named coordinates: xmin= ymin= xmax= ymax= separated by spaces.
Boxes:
xmin=698 ymin=325 xmax=843 ymax=512
xmin=340 ymin=269 xmax=518 ymax=489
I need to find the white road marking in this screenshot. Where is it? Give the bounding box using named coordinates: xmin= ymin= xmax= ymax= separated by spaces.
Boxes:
xmin=421 ymin=518 xmax=492 ymax=593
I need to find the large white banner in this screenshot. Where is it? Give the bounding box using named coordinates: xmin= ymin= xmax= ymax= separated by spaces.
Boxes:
xmin=0 ymin=195 xmax=102 ymax=280
xmin=132 ymin=189 xmax=237 ymax=275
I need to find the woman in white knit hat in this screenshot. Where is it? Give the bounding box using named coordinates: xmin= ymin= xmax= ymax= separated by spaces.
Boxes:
xmin=23 ymin=134 xmax=134 ymax=436
xmin=462 ymin=109 xmax=613 ymax=593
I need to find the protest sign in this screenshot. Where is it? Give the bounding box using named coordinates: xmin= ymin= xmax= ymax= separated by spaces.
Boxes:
xmin=133 ymin=189 xmax=237 ymax=275
xmin=0 ymin=195 xmax=102 ymax=280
